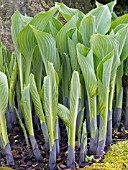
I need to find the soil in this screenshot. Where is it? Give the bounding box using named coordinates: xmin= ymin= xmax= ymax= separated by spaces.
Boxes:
xmin=0 ymin=123 xmax=128 ymax=170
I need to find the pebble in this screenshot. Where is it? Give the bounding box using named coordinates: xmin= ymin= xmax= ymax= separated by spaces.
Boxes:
xmin=15 ymin=155 xmax=22 ymax=159
xmin=27 ymin=161 xmax=32 ymax=166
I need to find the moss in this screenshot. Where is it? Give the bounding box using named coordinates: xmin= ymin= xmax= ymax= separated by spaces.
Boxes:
xmin=0 ymin=168 xmax=13 ymax=170
xmin=81 ymin=140 xmax=128 ymax=170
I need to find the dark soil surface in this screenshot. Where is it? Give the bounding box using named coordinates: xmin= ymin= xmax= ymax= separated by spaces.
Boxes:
xmin=0 ymin=123 xmax=128 ymax=170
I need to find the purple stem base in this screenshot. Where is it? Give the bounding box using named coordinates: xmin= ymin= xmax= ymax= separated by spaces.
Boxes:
xmin=106 ymin=110 xmax=113 ymax=145
xmin=124 ymin=107 xmax=128 ymax=130
xmin=96 ymin=139 xmax=105 ymax=157
xmin=49 ymin=142 xmax=56 ymax=170
xmin=113 ymin=107 xmax=122 ymax=129
xmin=29 ymin=135 xmax=43 ymax=162
xmin=4 ymin=143 xmax=14 ymax=165
xmin=67 ymin=145 xmax=75 ymax=168
xmin=89 ymin=138 xmax=97 ymax=154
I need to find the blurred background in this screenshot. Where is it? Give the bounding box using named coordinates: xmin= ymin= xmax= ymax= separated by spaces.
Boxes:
xmin=0 ymin=0 xmax=128 ymax=51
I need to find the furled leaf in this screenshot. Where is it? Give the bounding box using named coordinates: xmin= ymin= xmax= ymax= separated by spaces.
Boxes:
xmin=0 ymin=43 xmax=5 ymax=72
xmin=69 ymin=71 xmax=80 ymax=147
xmin=0 ymin=72 xmax=9 ymax=144
xmin=0 ymin=72 xmax=8 ymax=116
xmin=79 ymin=15 xmax=95 ymax=47
xmin=30 ymin=74 xmax=45 ymax=123
xmin=43 ymin=62 xmax=58 ymax=149
xmin=97 ymin=52 xmax=114 ymax=141
xmin=78 ymin=108 xmax=85 ymax=146
xmin=77 ymin=43 xmax=97 ymax=97
xmin=115 ymin=63 xmax=123 ymax=107
xmin=11 ymin=10 xmax=22 ymax=56
xmin=32 ymin=46 xmax=42 ymax=93
xmin=9 ymin=61 xmax=18 ymax=109
xmin=21 ymin=85 xmax=34 ymax=135
xmin=11 ymin=10 xmax=24 ymax=90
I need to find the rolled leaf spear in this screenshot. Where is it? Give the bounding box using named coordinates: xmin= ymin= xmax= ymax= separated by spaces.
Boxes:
xmin=58 ymin=71 xmax=81 ymax=168
xmin=21 ymin=85 xmax=43 ymax=162
xmin=124 ymin=58 xmax=128 ymax=130
xmin=77 ymin=43 xmax=98 ymax=154
xmin=43 ymin=62 xmax=59 ymax=170
xmin=96 ymin=50 xmax=114 ymax=156
xmin=0 ymin=72 xmax=14 ymax=165
xmin=30 ymin=74 xmax=49 ymax=149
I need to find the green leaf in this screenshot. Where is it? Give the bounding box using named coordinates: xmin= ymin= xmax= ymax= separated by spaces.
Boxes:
xmin=0 ymin=43 xmax=5 ymax=72
xmin=91 ymin=34 xmax=118 ymax=60
xmin=9 ymin=61 xmax=18 ymax=109
xmin=115 ymin=24 xmax=128 ymax=61
xmin=96 ymin=0 xmax=117 ymax=13
xmin=56 ymin=14 xmax=78 ymax=56
xmin=90 ymin=34 xmax=120 ymax=82
xmin=68 ymin=37 xmax=80 ymax=72
xmin=98 ymin=80 xmax=107 ymax=115
xmin=110 ymin=14 xmax=128 ymax=31
xmin=55 ymin=2 xmax=80 ymax=21
xmin=9 ymin=53 xmax=16 ymax=76
xmin=30 ymin=26 xmax=60 ymax=74
xmin=62 ymin=53 xmax=72 ymax=99
xmin=78 ymin=108 xmax=85 ymax=146
xmin=87 ymin=5 xmax=111 ymax=34
xmin=115 ymin=63 xmax=123 ymax=107
xmin=32 ymin=46 xmax=42 ymax=93
xmin=0 ymin=72 xmax=8 ymax=116
xmin=11 ymin=10 xmax=22 ymax=56
xmin=69 ymin=71 xmax=80 ymax=147
xmin=80 ymin=120 xmax=87 ymax=153
xmin=79 ymin=15 xmax=95 ymax=47
xmin=97 ymin=52 xmax=114 ymax=141
xmin=97 ymin=50 xmax=114 ymax=91
xmin=30 ymin=74 xmax=45 ymax=123
xmin=43 ymin=62 xmax=58 ymax=150
xmin=58 ymin=103 xmax=69 ymax=127
xmin=77 ymin=43 xmax=97 ymax=140
xmin=11 ymin=11 xmax=24 ymax=90
xmin=20 ymin=14 xmax=32 ymax=24
xmin=0 ymin=72 xmax=9 ymax=145
xmin=49 ymin=17 xmax=62 ymax=37
xmin=17 ymin=8 xmax=57 ymax=85
xmin=21 ymin=85 xmax=34 ymax=136
xmin=106 ymin=0 xmax=117 ymax=13
xmin=17 ymin=7 xmax=57 ymax=59
xmin=77 ymin=43 xmax=97 ymax=97
xmin=97 ymin=80 xmax=107 ymax=140
xmin=85 ymin=155 xmax=94 ymax=162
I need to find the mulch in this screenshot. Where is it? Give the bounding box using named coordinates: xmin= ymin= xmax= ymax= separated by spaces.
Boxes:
xmin=0 ymin=123 xmax=128 ymax=170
